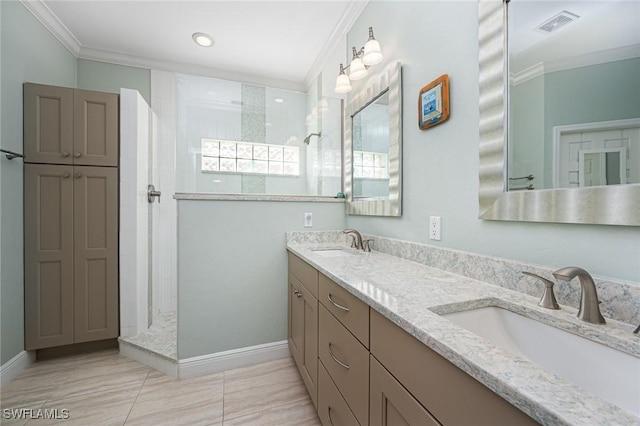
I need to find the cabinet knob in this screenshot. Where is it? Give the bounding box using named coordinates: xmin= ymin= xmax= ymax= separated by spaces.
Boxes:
xmin=62 ymin=151 xmax=70 ymax=158
xmin=74 ymin=172 xmax=82 ymax=179
xmin=62 ymin=172 xmax=70 ymax=178
xmin=74 ymin=152 xmax=81 ymax=158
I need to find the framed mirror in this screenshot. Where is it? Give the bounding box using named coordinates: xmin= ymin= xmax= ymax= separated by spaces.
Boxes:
xmin=478 ymin=0 xmax=640 ymax=226
xmin=345 ymin=62 xmax=402 ymax=216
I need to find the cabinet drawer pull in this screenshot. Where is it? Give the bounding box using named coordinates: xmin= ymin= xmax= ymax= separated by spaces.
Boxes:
xmin=74 ymin=152 xmax=82 ymax=158
xmin=62 ymin=172 xmax=70 ymax=178
xmin=327 ymin=406 xmax=335 ymax=426
xmin=61 ymin=151 xmax=70 ymax=158
xmin=74 ymin=172 xmax=82 ymax=179
xmin=328 ymin=343 xmax=350 ymax=370
xmin=294 ymin=289 xmax=302 ymax=298
xmin=327 ymin=294 xmax=350 ymax=312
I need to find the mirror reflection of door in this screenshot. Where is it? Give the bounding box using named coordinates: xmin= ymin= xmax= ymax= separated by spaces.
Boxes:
xmin=579 ymin=148 xmax=626 ymax=187
xmin=555 ymin=124 xmax=639 ymax=188
xmin=352 ymin=90 xmax=390 ymax=200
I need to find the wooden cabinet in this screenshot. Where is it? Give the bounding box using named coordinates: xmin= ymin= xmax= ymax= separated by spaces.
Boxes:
xmin=370 ymin=309 xmax=538 ymax=426
xmin=24 ymin=164 xmax=119 ymax=350
xmin=288 ymin=253 xmax=540 ymax=426
xmin=24 ymin=83 xmax=119 ymax=351
xmin=370 ymin=356 xmax=440 ymax=426
xmin=288 ymin=254 xmax=319 ymax=408
xmin=24 ymin=83 xmax=119 ymax=167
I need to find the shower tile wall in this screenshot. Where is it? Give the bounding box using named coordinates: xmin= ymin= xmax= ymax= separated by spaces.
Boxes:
xmin=241 ymin=84 xmax=267 ymax=194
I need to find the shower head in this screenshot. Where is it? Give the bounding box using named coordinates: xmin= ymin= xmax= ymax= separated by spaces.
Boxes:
xmin=303 ymin=132 xmax=321 ymax=145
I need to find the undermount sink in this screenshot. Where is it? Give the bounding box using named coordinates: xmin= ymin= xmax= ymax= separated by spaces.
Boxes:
xmin=442 ymin=306 xmax=640 ymax=417
xmin=310 ymin=248 xmax=356 ymax=258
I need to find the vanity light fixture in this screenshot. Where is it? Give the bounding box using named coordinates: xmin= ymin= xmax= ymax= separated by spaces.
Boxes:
xmin=334 ymin=26 xmax=384 ymax=93
xmin=192 ymin=32 xmax=214 ymax=47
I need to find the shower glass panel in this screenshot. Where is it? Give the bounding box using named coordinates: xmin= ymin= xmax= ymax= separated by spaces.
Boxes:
xmin=175 ymin=73 xmax=342 ymax=195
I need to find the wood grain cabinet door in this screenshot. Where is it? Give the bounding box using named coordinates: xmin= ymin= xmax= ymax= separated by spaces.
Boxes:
xmin=288 ymin=273 xmax=318 ymax=408
xmin=24 ymin=164 xmax=75 ymax=350
xmin=23 ymin=84 xmax=74 ymax=165
xmin=370 ymin=356 xmax=441 ymax=426
xmin=72 ymin=166 xmax=119 ymax=342
xmin=73 ymin=90 xmax=119 ymax=166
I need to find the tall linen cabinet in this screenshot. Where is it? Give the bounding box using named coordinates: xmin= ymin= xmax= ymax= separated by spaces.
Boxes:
xmin=23 ymin=83 xmax=119 ymax=350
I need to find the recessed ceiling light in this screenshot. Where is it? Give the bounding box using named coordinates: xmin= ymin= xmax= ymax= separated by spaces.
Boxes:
xmin=274 ymin=98 xmax=284 ymax=103
xmin=192 ymin=32 xmax=214 ymax=47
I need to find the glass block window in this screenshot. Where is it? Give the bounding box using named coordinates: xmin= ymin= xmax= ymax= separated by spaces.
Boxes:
xmin=353 ymin=151 xmax=388 ymax=179
xmin=201 ymin=139 xmax=300 ymax=176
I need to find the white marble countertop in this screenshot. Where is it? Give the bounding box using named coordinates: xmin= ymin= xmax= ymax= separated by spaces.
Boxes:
xmin=287 ymin=242 xmax=640 ymax=426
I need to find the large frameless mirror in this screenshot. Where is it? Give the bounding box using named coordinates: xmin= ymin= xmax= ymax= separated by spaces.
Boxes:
xmin=477 ymin=0 xmax=640 ymax=225
xmin=345 ymin=62 xmax=402 ymax=216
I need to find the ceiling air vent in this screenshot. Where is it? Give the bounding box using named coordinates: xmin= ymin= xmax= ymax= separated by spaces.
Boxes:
xmin=536 ymin=10 xmax=579 ymax=33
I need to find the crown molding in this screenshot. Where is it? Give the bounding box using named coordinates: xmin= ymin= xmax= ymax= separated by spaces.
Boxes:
xmin=78 ymin=47 xmax=306 ymax=92
xmin=303 ymin=0 xmax=368 ymax=91
xmin=20 ymin=0 xmax=81 ymax=55
xmin=511 ymin=44 xmax=639 ymax=86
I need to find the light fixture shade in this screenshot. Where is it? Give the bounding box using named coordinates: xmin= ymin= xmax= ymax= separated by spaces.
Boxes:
xmin=334 ymin=73 xmax=352 ymax=93
xmin=349 ymin=57 xmax=367 ymax=80
xmin=363 ymin=39 xmax=383 ymax=65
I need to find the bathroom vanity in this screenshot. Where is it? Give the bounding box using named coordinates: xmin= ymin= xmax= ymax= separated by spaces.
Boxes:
xmin=287 ymin=235 xmax=640 ymax=425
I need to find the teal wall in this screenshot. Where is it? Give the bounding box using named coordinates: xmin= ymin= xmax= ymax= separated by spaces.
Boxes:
xmin=177 ymin=200 xmax=345 ymax=359
xmin=77 ymin=59 xmax=151 ymax=104
xmin=1 ymin=0 xmax=77 ymax=365
xmin=509 ymin=75 xmax=545 ymax=187
xmin=344 ymin=1 xmax=640 ymax=283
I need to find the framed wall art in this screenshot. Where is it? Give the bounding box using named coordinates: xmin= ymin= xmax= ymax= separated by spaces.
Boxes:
xmin=418 ymin=74 xmax=450 ymax=130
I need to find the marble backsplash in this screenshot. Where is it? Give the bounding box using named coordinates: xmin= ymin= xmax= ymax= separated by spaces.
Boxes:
xmin=286 ymin=231 xmax=640 ymax=326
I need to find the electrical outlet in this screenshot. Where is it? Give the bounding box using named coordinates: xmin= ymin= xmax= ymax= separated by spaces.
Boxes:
xmin=429 ymin=216 xmax=441 ymax=240
xmin=304 ymin=212 xmax=313 ymax=228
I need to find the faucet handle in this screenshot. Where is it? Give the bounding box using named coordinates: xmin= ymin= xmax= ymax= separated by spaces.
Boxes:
xmin=522 ymin=271 xmax=560 ymax=310
xmin=362 ymin=239 xmax=373 ymax=252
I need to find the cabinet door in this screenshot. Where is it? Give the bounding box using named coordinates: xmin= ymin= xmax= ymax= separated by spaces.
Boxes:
xmin=73 ymin=166 xmax=119 ymax=342
xmin=73 ymin=90 xmax=119 ymax=166
xmin=288 ymin=273 xmax=318 ymax=408
xmin=370 ymin=356 xmax=441 ymax=426
xmin=24 ymin=164 xmax=75 ymax=350
xmin=24 ymin=83 xmax=74 ymax=165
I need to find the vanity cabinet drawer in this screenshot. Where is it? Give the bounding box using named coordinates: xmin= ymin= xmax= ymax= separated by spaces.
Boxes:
xmin=319 ymin=304 xmax=369 ymax=426
xmin=319 ymin=273 xmax=370 ymax=348
xmin=370 ymin=309 xmax=538 ymax=426
xmin=318 ymin=361 xmax=360 ymax=426
xmin=288 ymin=252 xmax=318 ymax=297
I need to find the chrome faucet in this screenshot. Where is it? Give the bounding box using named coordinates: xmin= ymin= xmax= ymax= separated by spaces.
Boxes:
xmin=343 ymin=229 xmax=363 ymax=250
xmin=552 ymin=267 xmax=606 ymax=324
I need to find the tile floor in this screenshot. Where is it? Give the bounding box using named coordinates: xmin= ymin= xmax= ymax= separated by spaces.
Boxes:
xmin=0 ymin=350 xmax=320 ymax=425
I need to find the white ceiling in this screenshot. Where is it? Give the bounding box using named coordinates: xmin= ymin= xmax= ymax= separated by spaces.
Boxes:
xmin=29 ymin=0 xmax=366 ymax=91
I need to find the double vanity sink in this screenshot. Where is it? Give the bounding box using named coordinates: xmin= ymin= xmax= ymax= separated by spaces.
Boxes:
xmin=443 ymin=306 xmax=639 ymax=417
xmin=291 ymin=241 xmax=640 ymax=425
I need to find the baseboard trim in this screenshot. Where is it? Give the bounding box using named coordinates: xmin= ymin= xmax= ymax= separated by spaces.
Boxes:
xmin=178 ymin=340 xmax=290 ymax=379
xmin=1 ymin=350 xmax=36 ymax=386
